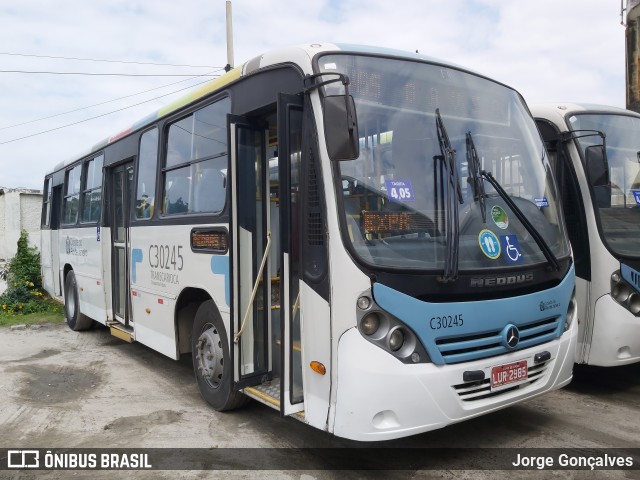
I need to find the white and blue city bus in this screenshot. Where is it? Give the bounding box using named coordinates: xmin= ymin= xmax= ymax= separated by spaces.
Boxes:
xmin=41 ymin=44 xmax=577 ymax=441
xmin=533 ymin=103 xmax=640 ymax=366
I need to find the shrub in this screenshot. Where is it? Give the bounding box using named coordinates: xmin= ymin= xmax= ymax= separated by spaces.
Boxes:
xmin=0 ymin=230 xmax=59 ymax=317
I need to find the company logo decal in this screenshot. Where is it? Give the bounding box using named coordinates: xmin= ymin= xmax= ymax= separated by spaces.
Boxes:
xmin=491 ymin=205 xmax=509 ymax=229
xmin=539 ymin=299 xmax=560 ymax=312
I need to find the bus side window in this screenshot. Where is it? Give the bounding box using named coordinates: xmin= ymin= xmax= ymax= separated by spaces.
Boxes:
xmin=42 ymin=177 xmax=51 ymax=227
xmin=81 ymin=154 xmax=104 ymax=224
xmin=63 ymin=163 xmax=82 ymax=225
xmin=162 ymin=97 xmax=230 ymax=216
xmin=136 ymin=128 xmax=158 ymax=220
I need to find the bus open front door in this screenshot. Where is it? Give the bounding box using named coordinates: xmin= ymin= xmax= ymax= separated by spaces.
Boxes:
xmin=229 ymin=94 xmax=305 ymax=417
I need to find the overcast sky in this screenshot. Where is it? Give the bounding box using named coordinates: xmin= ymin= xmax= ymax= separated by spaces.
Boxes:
xmin=0 ymin=0 xmax=627 ymax=189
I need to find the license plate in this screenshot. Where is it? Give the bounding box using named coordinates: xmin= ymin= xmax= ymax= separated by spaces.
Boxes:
xmin=490 ymin=360 xmax=528 ymax=390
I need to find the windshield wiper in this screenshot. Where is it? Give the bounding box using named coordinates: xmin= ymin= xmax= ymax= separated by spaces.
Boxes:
xmin=466 ymin=131 xmax=487 ymax=223
xmin=480 ymin=170 xmax=561 ymax=271
xmin=435 ymin=109 xmax=464 ymax=282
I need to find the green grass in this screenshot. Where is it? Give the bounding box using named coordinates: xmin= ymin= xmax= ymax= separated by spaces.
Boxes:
xmin=0 ymin=306 xmax=65 ymax=328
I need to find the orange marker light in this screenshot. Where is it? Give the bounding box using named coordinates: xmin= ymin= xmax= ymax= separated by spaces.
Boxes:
xmin=310 ymin=361 xmax=326 ymax=375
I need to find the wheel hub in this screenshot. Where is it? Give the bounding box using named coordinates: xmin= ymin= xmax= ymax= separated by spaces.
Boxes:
xmin=196 ymin=327 xmax=223 ymax=389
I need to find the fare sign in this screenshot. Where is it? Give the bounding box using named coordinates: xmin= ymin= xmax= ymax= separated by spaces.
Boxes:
xmin=490 ymin=360 xmax=528 ymax=390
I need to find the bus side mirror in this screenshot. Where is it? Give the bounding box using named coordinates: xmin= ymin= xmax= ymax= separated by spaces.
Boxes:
xmin=585 ymin=145 xmax=610 ymax=187
xmin=323 ymin=94 xmax=359 ymax=161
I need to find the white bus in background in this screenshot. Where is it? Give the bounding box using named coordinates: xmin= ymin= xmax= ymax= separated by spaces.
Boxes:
xmin=41 ymin=43 xmax=577 ymax=441
xmin=533 ymin=103 xmax=640 ymax=366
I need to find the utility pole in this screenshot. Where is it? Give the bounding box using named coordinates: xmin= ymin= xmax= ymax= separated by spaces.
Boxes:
xmin=225 ymin=1 xmax=234 ymax=72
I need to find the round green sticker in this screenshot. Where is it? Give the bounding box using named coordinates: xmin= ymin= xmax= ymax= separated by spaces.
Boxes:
xmin=491 ymin=205 xmax=509 ymax=229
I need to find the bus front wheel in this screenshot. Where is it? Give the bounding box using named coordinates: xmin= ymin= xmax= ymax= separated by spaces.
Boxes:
xmin=64 ymin=271 xmax=93 ymax=331
xmin=192 ymin=300 xmax=248 ymax=411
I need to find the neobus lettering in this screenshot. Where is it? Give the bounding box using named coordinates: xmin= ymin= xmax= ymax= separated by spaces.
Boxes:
xmin=149 ymin=245 xmax=184 ymax=271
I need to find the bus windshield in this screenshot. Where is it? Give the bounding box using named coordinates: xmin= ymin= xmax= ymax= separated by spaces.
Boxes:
xmin=319 ymin=54 xmax=570 ymax=272
xmin=569 ymin=113 xmax=640 ymax=259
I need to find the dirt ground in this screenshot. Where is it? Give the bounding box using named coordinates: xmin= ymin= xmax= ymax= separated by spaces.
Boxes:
xmin=0 ymin=323 xmax=639 ymax=479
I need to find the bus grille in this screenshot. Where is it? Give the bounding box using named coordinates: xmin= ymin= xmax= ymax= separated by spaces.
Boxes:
xmin=435 ymin=317 xmax=561 ymax=364
xmin=452 ymin=361 xmax=550 ymax=402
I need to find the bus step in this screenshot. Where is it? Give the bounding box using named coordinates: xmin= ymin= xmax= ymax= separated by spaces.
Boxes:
xmin=107 ymin=321 xmax=134 ymax=343
xmin=243 ymin=379 xmax=280 ymax=411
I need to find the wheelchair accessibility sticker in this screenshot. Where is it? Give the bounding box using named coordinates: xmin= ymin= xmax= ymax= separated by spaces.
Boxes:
xmin=478 ymin=229 xmax=501 ymax=259
xmin=500 ymin=235 xmax=523 ymax=264
xmin=632 ymin=190 xmax=640 ymax=206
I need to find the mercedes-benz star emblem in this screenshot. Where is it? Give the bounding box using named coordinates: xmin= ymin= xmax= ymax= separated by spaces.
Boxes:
xmin=505 ymin=325 xmax=520 ymax=348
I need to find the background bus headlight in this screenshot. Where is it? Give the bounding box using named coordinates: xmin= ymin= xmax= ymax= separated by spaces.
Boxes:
xmin=610 ymin=270 xmax=640 ymax=316
xmin=628 ymin=293 xmax=640 ymax=315
xmin=612 ymin=282 xmax=631 ymax=303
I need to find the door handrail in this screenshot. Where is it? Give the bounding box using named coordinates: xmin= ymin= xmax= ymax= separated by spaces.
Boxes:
xmin=234 ymin=231 xmax=272 ymax=344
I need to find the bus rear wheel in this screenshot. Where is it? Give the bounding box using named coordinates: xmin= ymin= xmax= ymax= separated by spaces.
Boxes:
xmin=64 ymin=271 xmax=93 ymax=331
xmin=192 ymin=300 xmax=248 ymax=411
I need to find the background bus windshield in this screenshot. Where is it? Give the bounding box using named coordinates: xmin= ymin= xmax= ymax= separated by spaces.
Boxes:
xmin=570 ymin=113 xmax=640 ymax=258
xmin=320 ymin=54 xmax=570 ymax=271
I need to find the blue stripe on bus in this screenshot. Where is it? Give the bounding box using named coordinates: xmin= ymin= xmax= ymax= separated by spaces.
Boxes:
xmin=131 ymin=248 xmax=143 ymax=284
xmin=211 ymin=256 xmax=230 ymax=306
xmin=372 ymin=265 xmax=574 ymax=365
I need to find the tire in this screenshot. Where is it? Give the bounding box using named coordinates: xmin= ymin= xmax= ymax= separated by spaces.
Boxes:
xmin=192 ymin=300 xmax=248 ymax=411
xmin=64 ymin=271 xmax=93 ymax=331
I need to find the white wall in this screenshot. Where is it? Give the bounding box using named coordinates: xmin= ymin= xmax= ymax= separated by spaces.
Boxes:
xmin=0 ymin=188 xmax=42 ymax=261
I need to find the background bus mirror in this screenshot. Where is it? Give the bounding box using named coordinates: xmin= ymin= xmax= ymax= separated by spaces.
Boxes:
xmin=323 ymin=94 xmax=360 ymax=161
xmin=585 ymin=145 xmax=610 ymax=187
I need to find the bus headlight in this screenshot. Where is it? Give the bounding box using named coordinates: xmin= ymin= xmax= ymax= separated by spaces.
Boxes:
xmin=355 ymin=289 xmax=431 ymax=364
xmin=612 ymin=282 xmax=631 ymax=303
xmin=357 ymin=296 xmax=371 ymax=310
xmin=388 ymin=328 xmax=405 ymax=351
xmin=628 ymin=293 xmax=640 ymax=315
xmin=610 ymin=269 xmax=640 ymax=316
xmin=361 ymin=313 xmax=380 ymax=336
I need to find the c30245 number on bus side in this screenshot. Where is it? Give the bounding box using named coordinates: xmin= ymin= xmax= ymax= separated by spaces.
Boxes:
xmin=149 ymin=245 xmax=184 ymax=271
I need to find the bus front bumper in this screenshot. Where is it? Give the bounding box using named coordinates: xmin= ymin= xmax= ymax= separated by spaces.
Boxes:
xmin=332 ymin=322 xmax=577 ymax=441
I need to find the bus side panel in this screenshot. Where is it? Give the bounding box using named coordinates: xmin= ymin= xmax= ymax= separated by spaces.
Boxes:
xmin=299 ymin=283 xmax=331 ymax=432
xmin=60 ymin=226 xmax=107 ymax=322
xmin=129 ymin=224 xmax=230 ymax=360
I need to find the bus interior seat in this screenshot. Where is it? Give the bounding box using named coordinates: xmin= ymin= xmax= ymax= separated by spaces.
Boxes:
xmin=194 ymin=169 xmax=226 ymax=213
xmin=166 ymin=176 xmax=190 ymax=214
